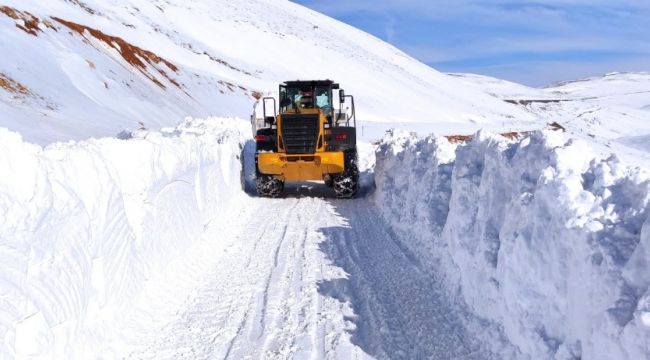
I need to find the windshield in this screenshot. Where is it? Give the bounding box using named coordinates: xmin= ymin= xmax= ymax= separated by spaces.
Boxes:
xmin=280 ymin=83 xmax=332 ymax=116
xmin=315 ymin=86 xmax=331 ymax=115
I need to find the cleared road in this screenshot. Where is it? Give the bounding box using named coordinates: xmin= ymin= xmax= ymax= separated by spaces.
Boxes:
xmin=122 ymin=186 xmax=494 ymax=359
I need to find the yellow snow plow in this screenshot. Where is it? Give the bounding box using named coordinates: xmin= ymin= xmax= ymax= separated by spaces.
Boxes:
xmin=252 ymin=80 xmax=359 ymax=198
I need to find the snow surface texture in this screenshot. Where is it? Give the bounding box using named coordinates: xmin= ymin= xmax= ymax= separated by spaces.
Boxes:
xmin=373 ymin=129 xmax=650 ymax=359
xmin=0 ymin=118 xmax=249 ymax=358
xmin=0 ymin=119 xmax=508 ymax=359
xmin=0 ymin=0 xmax=534 ymax=144
xmin=1 ymin=118 xmax=649 ymax=359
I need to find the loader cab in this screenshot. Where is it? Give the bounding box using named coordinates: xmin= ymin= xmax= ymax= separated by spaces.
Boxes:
xmin=256 ymin=80 xmax=356 ymax=133
xmin=279 ymin=80 xmax=340 ymax=124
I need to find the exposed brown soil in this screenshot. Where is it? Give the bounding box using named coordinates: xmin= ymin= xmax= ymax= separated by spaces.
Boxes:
xmin=500 ymin=131 xmax=532 ymax=140
xmin=445 ymin=135 xmax=473 ymax=143
xmin=445 ymin=132 xmax=528 ymax=143
xmin=52 ymin=17 xmax=181 ymax=90
xmin=445 ymin=122 xmax=564 ymax=143
xmin=0 ymin=6 xmax=44 ymax=36
xmin=0 ymin=73 xmax=31 ymax=95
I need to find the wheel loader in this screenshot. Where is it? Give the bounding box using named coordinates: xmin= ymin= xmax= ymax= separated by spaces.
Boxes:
xmin=251 ymin=80 xmax=359 ymax=198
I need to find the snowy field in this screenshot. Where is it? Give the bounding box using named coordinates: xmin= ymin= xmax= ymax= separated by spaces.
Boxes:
xmin=1 ymin=0 xmax=650 ymax=359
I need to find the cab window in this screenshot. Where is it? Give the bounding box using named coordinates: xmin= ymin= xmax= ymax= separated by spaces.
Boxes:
xmin=315 ymin=86 xmax=332 ymax=115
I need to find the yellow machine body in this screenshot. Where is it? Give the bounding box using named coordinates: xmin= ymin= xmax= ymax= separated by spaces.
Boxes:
xmin=257 ymin=152 xmax=344 ymax=181
xmin=257 ymin=108 xmax=345 ymax=181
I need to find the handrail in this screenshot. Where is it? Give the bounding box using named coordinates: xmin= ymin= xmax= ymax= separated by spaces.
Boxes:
xmin=262 ymin=97 xmax=277 ymax=125
xmin=344 ymin=95 xmax=356 ymax=128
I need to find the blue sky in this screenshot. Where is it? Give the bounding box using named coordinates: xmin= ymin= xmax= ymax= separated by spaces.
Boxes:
xmin=291 ymin=1 xmax=650 ymax=86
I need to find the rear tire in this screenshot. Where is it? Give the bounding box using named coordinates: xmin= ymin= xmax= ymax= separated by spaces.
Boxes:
xmin=256 ymin=175 xmax=284 ymax=198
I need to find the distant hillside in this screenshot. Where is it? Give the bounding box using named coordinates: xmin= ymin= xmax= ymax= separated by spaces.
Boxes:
xmin=0 ymin=0 xmax=534 ymax=144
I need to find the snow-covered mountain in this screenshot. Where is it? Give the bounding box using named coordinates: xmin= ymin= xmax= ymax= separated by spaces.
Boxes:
xmin=450 ymin=72 xmax=650 ymax=165
xmin=1 ymin=0 xmax=539 ymax=144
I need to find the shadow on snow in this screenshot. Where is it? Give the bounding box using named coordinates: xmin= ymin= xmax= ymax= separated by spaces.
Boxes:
xmin=315 ymin=200 xmax=486 ymax=360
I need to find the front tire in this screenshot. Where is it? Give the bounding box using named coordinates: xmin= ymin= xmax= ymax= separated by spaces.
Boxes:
xmin=333 ymin=150 xmax=359 ymax=198
xmin=333 ymin=173 xmax=358 ymax=198
xmin=256 ymin=175 xmax=284 ymax=198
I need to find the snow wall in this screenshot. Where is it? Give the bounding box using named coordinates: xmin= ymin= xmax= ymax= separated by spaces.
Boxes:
xmin=373 ymin=130 xmax=650 ymax=359
xmin=0 ymin=118 xmax=249 ymax=358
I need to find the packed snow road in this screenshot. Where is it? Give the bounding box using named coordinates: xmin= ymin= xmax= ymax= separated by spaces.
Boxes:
xmin=120 ymin=188 xmax=491 ymax=360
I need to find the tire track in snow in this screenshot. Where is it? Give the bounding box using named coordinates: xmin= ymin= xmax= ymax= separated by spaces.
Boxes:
xmin=238 ymin=199 xmax=305 ymax=356
xmin=124 ymin=192 xmax=494 ymax=359
xmin=211 ymin=199 xmax=303 ymax=359
xmin=126 ymin=197 xmax=348 ymax=359
xmin=260 ymin=198 xmax=325 ymax=358
xmin=256 ymin=220 xmax=290 ymax=340
xmin=125 ymin=199 xmax=295 ymax=359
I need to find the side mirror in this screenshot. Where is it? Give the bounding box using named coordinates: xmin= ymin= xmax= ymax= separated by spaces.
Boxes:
xmin=280 ymin=97 xmax=292 ymax=107
xmin=339 ymin=89 xmax=345 ymax=103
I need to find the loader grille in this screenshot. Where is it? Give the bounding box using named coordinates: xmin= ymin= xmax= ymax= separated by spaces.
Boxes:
xmin=281 ymin=114 xmax=320 ymax=154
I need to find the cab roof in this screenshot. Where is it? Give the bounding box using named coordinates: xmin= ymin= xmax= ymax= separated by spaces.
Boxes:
xmin=282 ymin=80 xmax=337 ymax=88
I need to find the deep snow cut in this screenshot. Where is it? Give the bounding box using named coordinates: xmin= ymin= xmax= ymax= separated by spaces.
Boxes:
xmin=1 ymin=119 xmax=649 ymax=359
xmin=373 ymin=129 xmax=650 ymax=359
xmin=0 ymin=117 xmax=250 ymax=358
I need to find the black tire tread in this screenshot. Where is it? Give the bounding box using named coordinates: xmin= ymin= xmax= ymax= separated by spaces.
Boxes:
xmin=333 ymin=150 xmax=359 ymax=199
xmin=256 ymin=175 xmax=284 ymax=198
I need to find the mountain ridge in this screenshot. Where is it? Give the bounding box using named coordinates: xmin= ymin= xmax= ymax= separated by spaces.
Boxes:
xmin=1 ymin=0 xmax=535 ymax=144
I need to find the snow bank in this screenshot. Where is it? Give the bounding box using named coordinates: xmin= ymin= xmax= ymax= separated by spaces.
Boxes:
xmin=0 ymin=118 xmax=249 ymax=358
xmin=373 ymin=130 xmax=650 ymax=359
